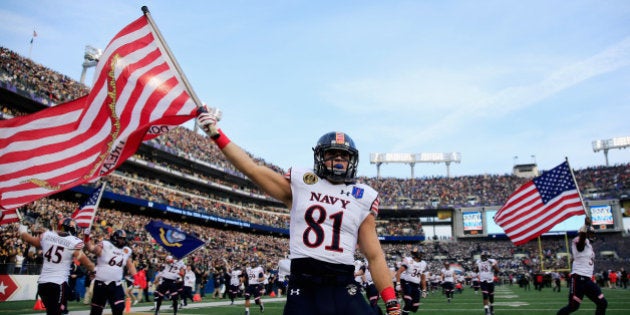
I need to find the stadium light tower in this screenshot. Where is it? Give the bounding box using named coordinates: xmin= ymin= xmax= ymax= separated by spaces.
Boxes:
xmin=370 ymin=152 xmax=461 ymax=178
xmin=592 ymin=136 xmax=630 ymax=166
xmin=80 ymin=45 xmax=103 ymax=85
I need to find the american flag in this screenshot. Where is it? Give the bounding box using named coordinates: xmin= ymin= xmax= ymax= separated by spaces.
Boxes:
xmin=0 ymin=15 xmax=198 ymax=210
xmin=494 ymin=161 xmax=586 ymax=246
xmin=72 ymin=183 xmax=106 ymax=229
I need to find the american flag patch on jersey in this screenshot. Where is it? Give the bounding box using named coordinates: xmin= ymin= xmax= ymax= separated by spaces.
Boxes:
xmin=352 ymin=187 xmax=364 ymax=199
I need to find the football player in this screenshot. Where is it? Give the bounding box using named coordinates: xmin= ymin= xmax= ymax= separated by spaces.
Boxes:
xmin=197 ymin=107 xmax=401 ymax=315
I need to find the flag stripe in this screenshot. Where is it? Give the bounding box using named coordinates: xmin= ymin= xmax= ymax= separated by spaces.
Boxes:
xmin=496 ymin=191 xmax=582 ymax=231
xmin=0 ymin=209 xmax=19 ymax=225
xmin=501 ymin=194 xmax=584 ymax=243
xmin=0 ymin=15 xmax=197 ymax=210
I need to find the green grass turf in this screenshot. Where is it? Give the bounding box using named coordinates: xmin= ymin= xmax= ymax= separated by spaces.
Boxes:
xmin=1 ymin=285 xmax=628 ymax=314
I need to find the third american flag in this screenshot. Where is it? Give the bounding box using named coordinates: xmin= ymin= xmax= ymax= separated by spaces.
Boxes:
xmin=72 ymin=183 xmax=106 ymax=229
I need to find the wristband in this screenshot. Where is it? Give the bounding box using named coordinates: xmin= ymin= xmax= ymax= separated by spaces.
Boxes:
xmin=212 ymin=128 xmax=231 ymax=149
xmin=380 ymin=286 xmax=397 ymax=301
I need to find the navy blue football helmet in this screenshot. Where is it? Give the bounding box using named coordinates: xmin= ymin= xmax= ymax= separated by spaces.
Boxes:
xmin=313 ymin=131 xmax=359 ymax=184
xmin=61 ymin=218 xmax=77 ymax=236
xmin=411 ymin=247 xmax=424 ymax=260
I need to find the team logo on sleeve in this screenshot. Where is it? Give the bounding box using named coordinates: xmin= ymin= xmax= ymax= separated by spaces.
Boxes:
xmin=303 ymin=172 xmax=319 ymax=185
xmin=351 ymin=187 xmax=364 ymax=199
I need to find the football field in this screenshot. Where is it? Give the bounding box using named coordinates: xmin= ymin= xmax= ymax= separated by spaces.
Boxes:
xmin=2 ymin=285 xmax=628 ymax=314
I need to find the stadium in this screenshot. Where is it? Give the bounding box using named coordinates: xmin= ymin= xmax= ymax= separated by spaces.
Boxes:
xmin=1 ymin=34 xmax=630 ymax=314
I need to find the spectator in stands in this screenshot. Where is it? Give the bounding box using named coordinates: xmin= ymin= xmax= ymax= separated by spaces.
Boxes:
xmin=557 ymin=217 xmax=607 ymax=315
xmin=197 ymin=107 xmax=402 ymax=315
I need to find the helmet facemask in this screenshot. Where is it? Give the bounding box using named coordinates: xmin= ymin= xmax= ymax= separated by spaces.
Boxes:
xmin=411 ymin=247 xmax=423 ymax=261
xmin=111 ymin=230 xmax=128 ymax=248
xmin=61 ymin=218 xmax=77 ymax=236
xmin=481 ymin=251 xmax=489 ymax=261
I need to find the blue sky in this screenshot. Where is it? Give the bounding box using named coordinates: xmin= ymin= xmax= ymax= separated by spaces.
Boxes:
xmin=1 ymin=0 xmax=629 ymax=179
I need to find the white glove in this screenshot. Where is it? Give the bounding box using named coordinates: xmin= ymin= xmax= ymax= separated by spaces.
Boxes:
xmin=18 ymin=224 xmax=28 ymax=235
xmin=421 ymin=290 xmax=427 ymax=298
xmin=395 ymin=283 xmax=402 ymax=292
xmin=239 ymin=283 xmax=245 ymax=290
xmin=196 ymin=105 xmax=222 ymax=138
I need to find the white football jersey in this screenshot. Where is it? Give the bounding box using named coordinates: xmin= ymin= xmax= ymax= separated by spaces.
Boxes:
xmin=476 ymin=258 xmax=497 ymax=283
xmin=162 ymin=260 xmax=185 ymax=280
xmin=230 ymin=269 xmax=243 ymax=286
xmin=95 ymin=240 xmax=133 ymax=282
xmin=470 ymin=271 xmax=480 ymax=282
xmin=354 ymin=260 xmax=365 ymax=282
xmin=184 ymin=269 xmax=196 ymax=288
xmin=288 ymin=167 xmax=378 ymax=265
xmin=246 ymin=266 xmax=265 ymax=285
xmin=571 ymin=236 xmax=595 ymax=277
xmin=38 ymin=231 xmax=84 ymax=284
xmin=278 ymin=259 xmax=291 ymax=280
xmin=441 ymin=267 xmax=455 ymax=283
xmin=400 ymin=257 xmax=427 ymax=284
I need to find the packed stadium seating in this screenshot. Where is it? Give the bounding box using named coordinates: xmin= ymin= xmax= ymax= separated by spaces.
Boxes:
xmin=1 ymin=46 xmax=629 ymax=289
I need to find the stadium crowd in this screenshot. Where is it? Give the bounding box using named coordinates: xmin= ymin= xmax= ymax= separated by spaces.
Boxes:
xmin=1 ymin=46 xmax=90 ymax=105
xmin=2 ymin=196 xmax=629 ymax=293
xmin=1 ymin=46 xmax=630 ymax=304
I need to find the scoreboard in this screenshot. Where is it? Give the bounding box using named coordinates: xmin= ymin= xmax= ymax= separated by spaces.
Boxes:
xmin=461 ymin=210 xmax=483 ymax=235
xmin=454 ymin=199 xmax=624 ymax=238
xmin=589 ymin=204 xmax=615 ymax=231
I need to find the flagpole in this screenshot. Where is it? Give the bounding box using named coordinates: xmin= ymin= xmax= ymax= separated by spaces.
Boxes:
xmin=86 ymin=182 xmax=107 ymax=233
xmin=15 ymin=207 xmax=24 ymax=222
xmin=141 ymin=6 xmax=204 ymax=109
xmin=180 ymin=240 xmax=208 ymax=260
xmin=564 ymin=231 xmax=571 ymax=268
xmin=28 ymin=39 xmax=33 ymax=59
xmin=565 ymin=157 xmax=589 ymax=219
